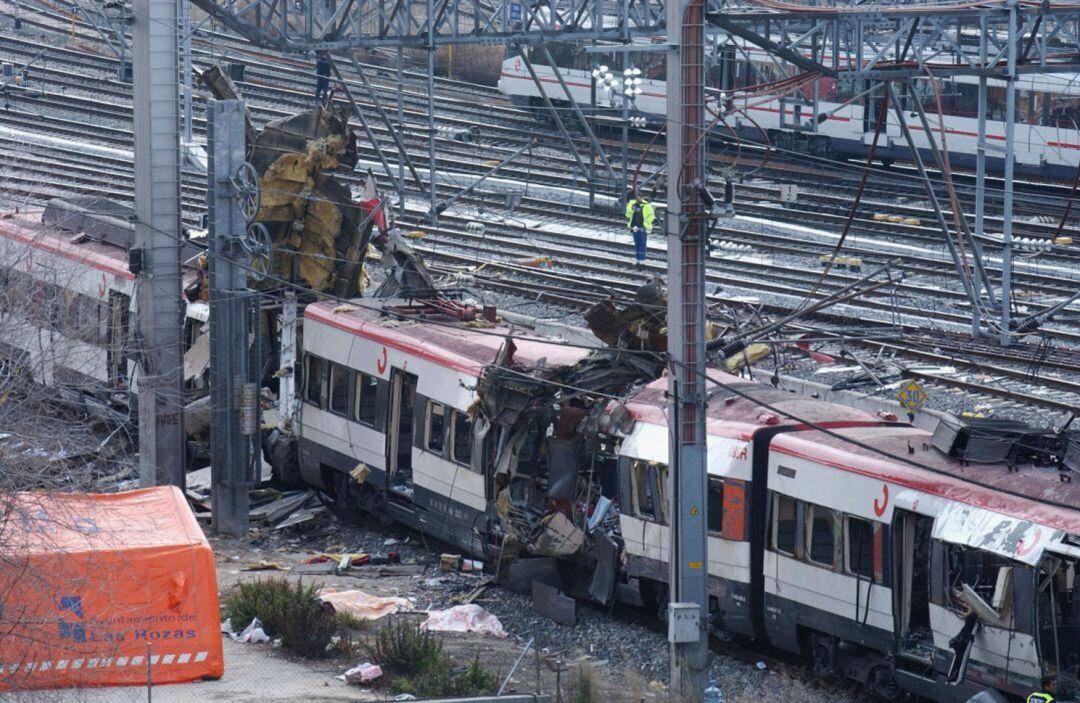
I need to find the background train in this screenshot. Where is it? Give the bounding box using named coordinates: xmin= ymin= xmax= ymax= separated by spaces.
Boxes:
xmin=498 ymin=38 xmax=1080 ymax=179
xmin=269 ymin=289 xmax=1080 ymax=703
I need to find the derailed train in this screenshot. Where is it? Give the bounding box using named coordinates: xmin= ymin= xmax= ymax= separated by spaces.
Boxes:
xmin=268 ymin=296 xmax=1080 ymax=703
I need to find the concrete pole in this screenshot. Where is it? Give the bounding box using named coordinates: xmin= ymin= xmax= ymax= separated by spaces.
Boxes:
xmin=666 ymin=0 xmax=710 ymax=698
xmin=207 ymin=99 xmax=254 ymax=536
xmin=133 ymin=0 xmax=186 ymax=488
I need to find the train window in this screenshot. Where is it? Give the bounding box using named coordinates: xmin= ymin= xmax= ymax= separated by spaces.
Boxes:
xmin=354 ymin=372 xmax=378 ymax=426
xmin=304 ymin=355 xmax=323 ymax=405
xmin=630 ymin=459 xmax=667 ymax=523
xmin=426 ymin=401 xmax=446 ymax=454
xmin=846 ymin=516 xmax=875 ymax=579
xmin=329 ymin=363 xmax=350 ymax=415
xmin=773 ymin=494 xmax=797 ymax=555
xmin=809 ymin=506 xmax=839 ymax=568
xmin=451 ymin=411 xmax=472 ymax=466
xmin=707 ymin=477 xmax=724 ymax=534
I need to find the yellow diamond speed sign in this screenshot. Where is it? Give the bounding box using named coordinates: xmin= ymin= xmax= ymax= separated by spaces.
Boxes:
xmin=897 ymin=380 xmax=928 ymax=411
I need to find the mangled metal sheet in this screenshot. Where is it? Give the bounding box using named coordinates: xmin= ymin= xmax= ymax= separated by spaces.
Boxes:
xmin=931 ymin=502 xmax=1060 ymax=566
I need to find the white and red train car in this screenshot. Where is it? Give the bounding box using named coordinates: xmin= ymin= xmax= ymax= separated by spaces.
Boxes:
xmin=287 ymin=295 xmax=1079 ymax=701
xmin=499 ymin=40 xmax=1080 ymax=179
xmin=618 ymin=371 xmax=1080 ymax=701
xmin=292 ymin=300 xmax=589 ymax=555
xmin=0 ymin=208 xmax=208 ymax=423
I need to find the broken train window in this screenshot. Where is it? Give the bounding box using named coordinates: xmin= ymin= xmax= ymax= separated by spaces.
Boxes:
xmin=629 ymin=459 xmax=667 ymax=523
xmin=354 ymin=371 xmax=378 ymax=426
xmin=426 ymin=401 xmax=446 ymax=454
xmin=707 ymin=476 xmax=724 ymax=534
xmin=304 ymin=355 xmax=323 ymax=405
xmin=330 ymin=363 xmax=350 ymax=415
xmin=773 ymin=493 xmax=797 ymax=556
xmin=944 ymin=544 xmax=1012 ymax=611
xmin=451 ymin=410 xmax=472 ymax=466
xmin=809 ymin=505 xmax=840 ymax=568
xmin=846 ymin=516 xmax=875 ymax=580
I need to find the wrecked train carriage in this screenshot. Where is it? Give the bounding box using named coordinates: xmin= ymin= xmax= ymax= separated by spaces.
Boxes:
xmin=614 ymin=369 xmax=1080 ymax=702
xmin=271 ymin=296 xmax=668 ymax=604
xmin=0 ymin=200 xmax=212 ymax=426
xmin=276 ymin=300 xmax=590 ymax=556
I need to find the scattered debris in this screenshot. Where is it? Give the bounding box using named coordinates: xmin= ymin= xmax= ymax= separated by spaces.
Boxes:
xmin=420 ymin=604 xmax=508 ymax=638
xmin=532 ymin=581 xmax=576 ymax=626
xmin=318 ymin=589 xmax=414 ymax=620
xmin=243 ymin=560 xmax=286 ymax=571
xmin=232 ymin=617 xmax=271 ymax=644
xmin=341 ymin=662 xmax=383 ymax=684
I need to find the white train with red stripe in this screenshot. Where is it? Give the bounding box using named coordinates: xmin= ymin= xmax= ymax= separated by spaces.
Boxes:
xmin=285 ymin=294 xmax=1079 ymax=702
xmin=618 ymin=372 xmax=1080 ymax=701
xmin=498 ymin=40 xmax=1080 ymax=179
xmin=0 ymin=207 xmax=208 ymax=423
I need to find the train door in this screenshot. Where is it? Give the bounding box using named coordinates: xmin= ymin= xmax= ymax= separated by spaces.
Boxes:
xmin=386 ymin=369 xmax=417 ymax=498
xmin=893 ymin=509 xmax=934 ymax=657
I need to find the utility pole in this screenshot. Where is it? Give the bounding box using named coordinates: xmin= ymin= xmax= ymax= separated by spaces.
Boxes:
xmin=133 ymin=0 xmax=185 ymax=488
xmin=207 ymin=99 xmax=259 ymax=536
xmin=666 ymin=0 xmax=710 ymax=698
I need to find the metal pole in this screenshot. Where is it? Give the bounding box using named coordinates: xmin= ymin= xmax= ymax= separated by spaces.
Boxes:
xmin=181 ymin=0 xmax=193 ymax=146
xmin=133 ymin=0 xmax=185 ymax=488
xmin=973 ymin=12 xmax=990 ymax=337
xmin=621 ymin=49 xmax=630 ymax=199
xmin=207 ymin=99 xmax=253 ymax=536
xmin=427 ymin=0 xmax=438 ymax=226
xmin=590 ymin=67 xmax=597 ymax=209
xmin=666 ymin=0 xmax=709 ymax=697
xmin=540 ymin=46 xmax=616 ymax=180
xmin=1001 ymin=0 xmax=1018 ymax=346
xmin=887 ymin=87 xmax=981 ymax=318
xmin=396 ymin=47 xmax=406 ymax=215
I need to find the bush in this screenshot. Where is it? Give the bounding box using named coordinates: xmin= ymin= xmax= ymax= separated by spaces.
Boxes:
xmin=369 ymin=618 xmax=445 ymax=676
xmin=569 ymin=664 xmax=601 ymax=703
xmin=368 ymin=620 xmax=499 ymax=697
xmin=277 ymin=590 xmax=339 ymax=658
xmin=224 ymin=578 xmax=338 ymax=658
xmin=224 ymin=577 xmax=304 ymax=635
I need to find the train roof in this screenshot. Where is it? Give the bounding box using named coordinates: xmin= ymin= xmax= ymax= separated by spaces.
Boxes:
xmin=774 ymin=425 xmax=1080 ymax=535
xmin=625 ymin=369 xmax=883 ymax=439
xmin=303 ymin=300 xmax=591 ymax=377
xmin=0 ymin=202 xmax=204 ymax=281
xmin=0 ymin=209 xmax=136 ymax=280
xmin=624 ymin=368 xmax=1079 ymax=536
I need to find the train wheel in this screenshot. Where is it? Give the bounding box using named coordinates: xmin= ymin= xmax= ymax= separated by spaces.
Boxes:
xmin=867 ymin=665 xmax=901 ymax=700
xmin=809 ymin=634 xmax=838 ymax=677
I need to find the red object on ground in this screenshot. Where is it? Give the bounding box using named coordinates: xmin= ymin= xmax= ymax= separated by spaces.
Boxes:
xmin=0 ymin=486 xmax=224 ymax=691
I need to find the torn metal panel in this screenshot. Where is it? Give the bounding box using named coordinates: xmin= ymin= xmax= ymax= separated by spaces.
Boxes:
xmin=587 ymin=531 xmax=618 ymax=604
xmin=931 ymin=502 xmax=1060 ymax=566
xmin=531 ymin=512 xmax=585 ymax=557
xmin=532 ymin=580 xmax=576 ymax=626
xmin=546 ymin=438 xmax=579 ymax=503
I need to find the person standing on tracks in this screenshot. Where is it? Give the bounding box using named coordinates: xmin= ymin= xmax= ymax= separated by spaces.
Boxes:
xmin=315 ymin=51 xmax=332 ymax=104
xmin=625 ymin=190 xmax=655 ymax=269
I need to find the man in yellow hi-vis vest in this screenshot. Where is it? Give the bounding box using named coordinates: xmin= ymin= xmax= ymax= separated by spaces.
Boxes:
xmin=625 ymin=191 xmax=655 ymax=269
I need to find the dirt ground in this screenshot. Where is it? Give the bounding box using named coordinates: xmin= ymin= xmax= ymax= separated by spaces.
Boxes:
xmin=207 ymin=528 xmax=667 ymax=702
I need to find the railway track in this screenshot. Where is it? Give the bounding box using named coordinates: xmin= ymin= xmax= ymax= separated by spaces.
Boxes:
xmin=1 ymin=6 xmax=1078 ymax=421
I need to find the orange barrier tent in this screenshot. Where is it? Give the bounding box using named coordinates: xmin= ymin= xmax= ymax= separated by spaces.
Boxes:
xmin=0 ymin=486 xmax=224 ymax=691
